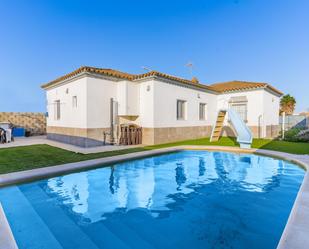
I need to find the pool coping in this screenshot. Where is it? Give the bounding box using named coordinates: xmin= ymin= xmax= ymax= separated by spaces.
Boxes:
xmin=0 ymin=203 xmax=18 ymax=249
xmin=0 ymin=145 xmax=308 ymax=249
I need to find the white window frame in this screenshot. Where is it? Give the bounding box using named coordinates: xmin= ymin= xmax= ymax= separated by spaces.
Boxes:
xmin=177 ymin=100 xmax=187 ymax=120
xmin=199 ymin=103 xmax=207 ymax=120
xmin=54 ymin=100 xmax=61 ymax=120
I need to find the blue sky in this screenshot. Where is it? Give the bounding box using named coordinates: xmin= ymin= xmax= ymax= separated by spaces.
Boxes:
xmin=0 ymin=0 xmax=308 ymax=112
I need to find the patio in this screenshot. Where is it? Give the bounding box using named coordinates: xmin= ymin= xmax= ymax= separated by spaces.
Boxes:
xmin=0 ymin=136 xmax=142 ymax=154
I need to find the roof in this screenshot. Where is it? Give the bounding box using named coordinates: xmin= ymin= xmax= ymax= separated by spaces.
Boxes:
xmin=210 ymin=80 xmax=283 ymax=96
xmin=41 ymin=66 xmax=283 ymax=96
xmin=41 ymin=66 xmax=216 ymax=92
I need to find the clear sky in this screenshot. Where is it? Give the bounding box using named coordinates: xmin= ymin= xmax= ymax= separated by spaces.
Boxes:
xmin=0 ymin=0 xmax=308 ymax=112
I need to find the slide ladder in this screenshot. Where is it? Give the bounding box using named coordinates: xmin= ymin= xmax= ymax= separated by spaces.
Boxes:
xmin=210 ymin=109 xmax=253 ymax=149
xmin=210 ymin=110 xmax=227 ymax=142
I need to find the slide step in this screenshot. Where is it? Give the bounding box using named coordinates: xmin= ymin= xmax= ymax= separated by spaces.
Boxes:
xmin=210 ymin=110 xmax=227 ymax=142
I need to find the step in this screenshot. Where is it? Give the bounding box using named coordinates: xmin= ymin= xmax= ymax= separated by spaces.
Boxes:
xmin=81 ymin=221 xmax=131 ymax=249
xmin=0 ymin=186 xmax=63 ymax=249
xmin=103 ymin=215 xmax=156 ymax=249
xmin=20 ymin=184 xmax=103 ymax=249
xmin=121 ymin=209 xmax=172 ymax=248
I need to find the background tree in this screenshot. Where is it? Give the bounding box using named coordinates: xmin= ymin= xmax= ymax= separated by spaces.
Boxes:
xmin=280 ymin=94 xmax=296 ymax=115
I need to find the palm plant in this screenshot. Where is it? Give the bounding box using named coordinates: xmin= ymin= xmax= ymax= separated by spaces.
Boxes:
xmin=280 ymin=94 xmax=296 ymax=115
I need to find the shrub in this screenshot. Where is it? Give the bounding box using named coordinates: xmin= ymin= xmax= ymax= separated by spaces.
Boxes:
xmin=284 ymin=128 xmax=303 ymax=142
xmin=296 ymin=129 xmax=309 ymax=142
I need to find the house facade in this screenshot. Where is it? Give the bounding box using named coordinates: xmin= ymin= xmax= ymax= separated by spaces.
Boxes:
xmin=42 ymin=66 xmax=283 ymax=147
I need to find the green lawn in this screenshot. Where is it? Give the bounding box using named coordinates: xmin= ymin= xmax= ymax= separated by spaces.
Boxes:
xmin=0 ymin=137 xmax=308 ymax=174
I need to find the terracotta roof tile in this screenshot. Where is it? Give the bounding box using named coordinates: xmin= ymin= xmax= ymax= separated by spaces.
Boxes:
xmin=41 ymin=67 xmax=282 ymax=96
xmin=41 ymin=66 xmax=216 ymax=92
xmin=210 ymin=80 xmax=283 ymax=95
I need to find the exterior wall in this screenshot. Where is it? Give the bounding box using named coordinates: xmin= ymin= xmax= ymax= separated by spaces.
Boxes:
xmin=46 ymin=126 xmax=109 ymax=147
xmin=138 ymin=79 xmax=217 ymax=144
xmin=86 ymin=77 xmax=117 ymax=128
xmin=45 ymin=76 xmax=118 ymax=146
xmin=143 ymin=126 xmax=212 ymax=145
xmin=266 ymin=125 xmax=280 ymax=138
xmin=151 ymin=80 xmax=217 ymax=128
xmin=46 ymin=77 xmax=88 ymax=128
xmin=117 ymin=81 xmax=140 ymax=116
xmin=216 ymin=89 xmax=280 ymax=138
xmin=44 ymin=75 xmax=281 ymax=146
xmin=263 ymin=90 xmax=280 ymax=126
xmin=138 ymin=80 xmax=155 ymax=128
xmin=0 ymin=112 xmax=46 ymax=135
xmin=217 ymin=89 xmax=264 ymax=127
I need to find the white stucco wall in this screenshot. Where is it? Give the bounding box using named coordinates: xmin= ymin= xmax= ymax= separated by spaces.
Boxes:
xmin=216 ymin=89 xmax=280 ymax=138
xmin=86 ymin=77 xmax=118 ymax=128
xmin=117 ymin=81 xmax=140 ymax=116
xmin=217 ymin=89 xmax=265 ymax=126
xmin=46 ymin=76 xmax=119 ymax=129
xmin=45 ymin=75 xmax=281 ymax=137
xmin=150 ymin=80 xmax=217 ymax=128
xmin=263 ymin=90 xmax=280 ymax=126
xmin=46 ymin=77 xmax=88 ymax=128
xmin=138 ymin=80 xmax=155 ymax=127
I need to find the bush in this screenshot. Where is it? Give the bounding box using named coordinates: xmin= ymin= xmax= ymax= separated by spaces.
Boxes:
xmin=296 ymin=129 xmax=309 ymax=142
xmin=284 ymin=128 xmax=303 ymax=142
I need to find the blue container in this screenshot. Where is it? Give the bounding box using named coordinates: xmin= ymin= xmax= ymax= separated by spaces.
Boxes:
xmin=12 ymin=128 xmax=26 ymax=137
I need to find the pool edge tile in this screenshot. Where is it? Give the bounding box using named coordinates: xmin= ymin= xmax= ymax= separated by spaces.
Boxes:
xmin=0 ymin=203 xmax=19 ymax=249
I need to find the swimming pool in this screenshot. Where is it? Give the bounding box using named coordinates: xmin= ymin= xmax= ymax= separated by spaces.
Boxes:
xmin=0 ymin=150 xmax=305 ymax=249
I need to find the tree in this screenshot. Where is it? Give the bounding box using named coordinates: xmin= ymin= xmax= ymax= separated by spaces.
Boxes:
xmin=280 ymin=94 xmax=296 ymax=115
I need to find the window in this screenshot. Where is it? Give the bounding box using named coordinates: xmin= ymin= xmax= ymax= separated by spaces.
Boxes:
xmin=199 ymin=103 xmax=207 ymax=120
xmin=72 ymin=96 xmax=77 ymax=108
xmin=177 ymin=100 xmax=186 ymax=120
xmin=54 ymin=100 xmax=61 ymax=120
xmin=230 ymin=103 xmax=247 ymax=122
xmin=229 ymin=96 xmax=248 ymax=122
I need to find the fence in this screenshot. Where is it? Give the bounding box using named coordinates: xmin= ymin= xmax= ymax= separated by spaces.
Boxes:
xmin=0 ymin=112 xmax=46 ymax=135
xmin=279 ymin=115 xmax=309 ymax=130
xmin=119 ymin=125 xmax=142 ymax=145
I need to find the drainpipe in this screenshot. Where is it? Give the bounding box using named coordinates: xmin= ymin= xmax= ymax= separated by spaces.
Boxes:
xmin=110 ymin=98 xmax=114 ymax=144
xmin=282 ymin=112 xmax=286 ymax=140
xmin=258 ymin=115 xmax=262 ymax=139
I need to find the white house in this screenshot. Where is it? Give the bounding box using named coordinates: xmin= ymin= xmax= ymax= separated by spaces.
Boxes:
xmin=41 ymin=66 xmax=283 ymax=147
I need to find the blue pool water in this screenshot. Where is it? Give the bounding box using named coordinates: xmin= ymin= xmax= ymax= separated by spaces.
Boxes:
xmin=0 ymin=150 xmax=305 ymax=249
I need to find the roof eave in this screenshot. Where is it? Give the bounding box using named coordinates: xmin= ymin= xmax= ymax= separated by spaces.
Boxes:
xmin=217 ymin=86 xmax=283 ymax=96
xmin=41 ymin=71 xmax=126 ymax=90
xmin=144 ymin=75 xmax=219 ymax=94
